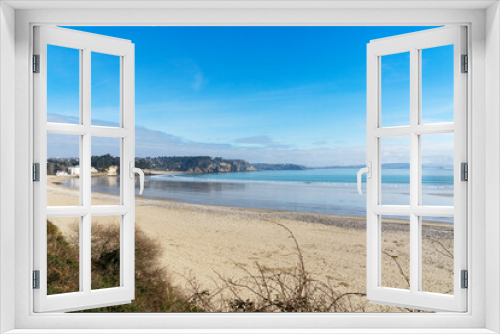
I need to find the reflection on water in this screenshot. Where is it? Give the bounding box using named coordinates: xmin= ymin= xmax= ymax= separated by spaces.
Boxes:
xmin=59 ymin=174 xmax=454 ymax=223
xmin=107 ymin=176 xmax=119 ymax=187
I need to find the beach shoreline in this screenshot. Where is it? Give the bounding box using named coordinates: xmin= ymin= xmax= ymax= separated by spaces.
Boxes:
xmin=47 ymin=176 xmax=454 ymax=312
xmin=48 ymin=175 xmax=452 ymax=228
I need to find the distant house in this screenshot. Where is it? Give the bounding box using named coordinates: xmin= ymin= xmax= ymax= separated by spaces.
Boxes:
xmin=91 ymin=167 xmax=99 ymax=174
xmin=107 ymin=165 xmax=118 ymax=176
xmin=55 ymin=170 xmax=68 ymax=176
xmin=68 ymin=166 xmax=80 ymax=176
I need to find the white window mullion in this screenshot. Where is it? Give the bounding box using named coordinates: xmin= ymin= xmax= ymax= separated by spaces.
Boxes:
xmin=372 ymin=126 xmax=411 ymax=137
xmin=90 ymin=127 xmax=130 ymax=138
xmin=81 ymin=214 xmax=91 ymax=294
xmin=453 ymin=26 xmax=468 ymax=301
xmin=373 ymin=205 xmax=455 ymax=217
xmin=33 ymin=26 xmax=49 ymax=307
xmin=414 ymin=123 xmax=454 ymax=135
xmin=46 ymin=123 xmax=130 ymax=138
xmin=415 ymin=48 xmax=423 ymax=294
xmin=82 ymin=48 xmax=91 ymax=209
xmin=373 ymin=124 xmax=455 ymax=138
xmin=46 ymin=123 xmax=88 ymax=135
xmin=78 ymin=46 xmax=84 ymax=295
xmin=409 ymin=47 xmax=419 ymax=294
xmin=366 ymin=43 xmax=380 ymax=296
xmin=122 ymin=47 xmax=135 ymax=293
xmin=45 ymin=207 xmax=130 ymax=219
xmin=372 ymin=205 xmax=411 ymax=215
xmin=81 ymin=47 xmax=92 ymax=295
xmin=412 ymin=206 xmax=455 ymax=216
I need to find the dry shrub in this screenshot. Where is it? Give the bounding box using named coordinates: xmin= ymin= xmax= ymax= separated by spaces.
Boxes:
xmin=183 ymin=222 xmax=368 ymax=312
xmin=47 ymin=220 xmax=199 ymax=312
xmin=47 ymin=219 xmax=437 ymax=313
xmin=47 ymin=220 xmax=79 ymax=295
xmin=84 ymin=223 xmax=200 ymax=312
xmin=90 ymin=223 xmax=121 ymax=290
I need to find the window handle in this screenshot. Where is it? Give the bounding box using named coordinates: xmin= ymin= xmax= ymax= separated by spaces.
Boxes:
xmin=357 ymin=162 xmax=371 ymax=195
xmin=129 ymin=162 xmax=145 ymax=195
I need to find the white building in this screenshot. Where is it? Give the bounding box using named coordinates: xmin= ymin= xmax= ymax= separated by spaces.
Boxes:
xmin=68 ymin=166 xmax=80 ymax=176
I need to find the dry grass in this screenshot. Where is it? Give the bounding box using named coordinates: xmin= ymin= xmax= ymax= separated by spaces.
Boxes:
xmin=47 ymin=218 xmax=452 ymax=313
xmin=182 ymin=222 xmax=369 ymax=312
xmin=47 ymin=220 xmax=80 ymax=295
xmin=47 ymin=220 xmax=200 ymax=312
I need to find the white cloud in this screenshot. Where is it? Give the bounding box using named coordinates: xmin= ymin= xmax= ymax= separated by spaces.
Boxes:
xmin=46 ymin=113 xmax=453 ymax=168
xmin=233 ymin=135 xmax=291 ymax=149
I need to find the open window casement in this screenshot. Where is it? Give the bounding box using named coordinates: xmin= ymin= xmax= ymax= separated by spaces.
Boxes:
xmin=33 ymin=26 xmax=140 ymax=312
xmin=363 ymin=26 xmax=467 ymax=312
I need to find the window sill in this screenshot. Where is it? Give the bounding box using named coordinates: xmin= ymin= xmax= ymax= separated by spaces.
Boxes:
xmin=4 ymin=329 xmax=498 ymax=334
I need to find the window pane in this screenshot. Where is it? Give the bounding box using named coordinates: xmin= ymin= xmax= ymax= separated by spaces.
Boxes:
xmin=91 ymin=52 xmax=121 ymax=126
xmin=91 ymin=215 xmax=121 ymax=290
xmin=421 ymin=133 xmax=454 ymax=206
xmin=381 ymin=136 xmax=410 ymax=205
xmin=421 ymin=216 xmax=454 ymax=295
xmin=421 ymin=45 xmax=454 ymax=124
xmin=381 ymin=52 xmax=410 ymax=127
xmin=47 ymin=45 xmax=80 ymax=124
xmin=91 ymin=137 xmax=121 ymax=206
xmin=47 ymin=216 xmax=80 ymax=295
xmin=47 ymin=133 xmax=80 ymax=206
xmin=380 ymin=215 xmax=410 ymax=290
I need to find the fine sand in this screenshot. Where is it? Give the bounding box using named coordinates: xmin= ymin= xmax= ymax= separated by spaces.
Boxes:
xmin=47 ymin=175 xmax=454 ymax=312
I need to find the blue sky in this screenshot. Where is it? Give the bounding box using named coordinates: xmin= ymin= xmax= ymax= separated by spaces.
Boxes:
xmin=47 ymin=26 xmax=454 ymax=167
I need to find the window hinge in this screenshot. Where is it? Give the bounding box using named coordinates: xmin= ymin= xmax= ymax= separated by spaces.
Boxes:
xmin=33 ymin=54 xmax=40 ymax=73
xmin=461 ymin=270 xmax=468 ymax=289
xmin=461 ymin=54 xmax=468 ymax=73
xmin=461 ymin=162 xmax=468 ymax=181
xmin=33 ymin=163 xmax=40 ymax=182
xmin=33 ymin=270 xmax=40 ymax=289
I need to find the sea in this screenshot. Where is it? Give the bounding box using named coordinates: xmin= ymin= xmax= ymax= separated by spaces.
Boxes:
xmin=60 ymin=168 xmax=454 ymax=223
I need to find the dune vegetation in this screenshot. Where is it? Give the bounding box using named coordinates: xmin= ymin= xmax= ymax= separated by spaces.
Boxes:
xmin=47 ymin=220 xmax=200 ymax=312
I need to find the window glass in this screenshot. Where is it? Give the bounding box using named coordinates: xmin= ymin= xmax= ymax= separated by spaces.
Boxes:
xmin=47 ymin=45 xmax=80 ymax=124
xmin=91 ymin=52 xmax=121 ymax=126
xmin=47 ymin=133 xmax=80 ymax=207
xmin=380 ymin=215 xmax=411 ymax=290
xmin=91 ymin=215 xmax=121 ymax=290
xmin=421 ymin=216 xmax=454 ymax=295
xmin=421 ymin=133 xmax=454 ymax=207
xmin=421 ymin=45 xmax=454 ymax=124
xmin=91 ymin=137 xmax=121 ymax=206
xmin=381 ymin=136 xmax=410 ymax=205
xmin=47 ymin=216 xmax=80 ymax=295
xmin=381 ymin=52 xmax=410 ymax=127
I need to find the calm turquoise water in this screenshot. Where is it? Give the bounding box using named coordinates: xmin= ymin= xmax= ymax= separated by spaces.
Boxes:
xmin=173 ymin=168 xmax=453 ymax=186
xmin=62 ymin=168 xmax=454 ymax=222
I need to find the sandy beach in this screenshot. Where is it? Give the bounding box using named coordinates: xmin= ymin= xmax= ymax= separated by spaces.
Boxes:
xmin=47 ymin=175 xmax=454 ymax=312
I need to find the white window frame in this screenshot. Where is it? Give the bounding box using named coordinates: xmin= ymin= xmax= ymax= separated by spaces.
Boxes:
xmin=33 ymin=26 xmax=136 ymax=313
xmin=366 ymin=26 xmax=468 ymax=312
xmin=0 ymin=1 xmax=499 ymax=333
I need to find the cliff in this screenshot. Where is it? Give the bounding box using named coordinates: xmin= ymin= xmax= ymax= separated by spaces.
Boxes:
xmin=139 ymin=156 xmax=257 ymax=174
